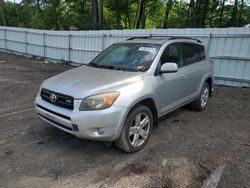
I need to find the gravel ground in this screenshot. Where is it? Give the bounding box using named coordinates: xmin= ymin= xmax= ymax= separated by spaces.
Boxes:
xmin=0 ymin=52 xmax=249 ymax=188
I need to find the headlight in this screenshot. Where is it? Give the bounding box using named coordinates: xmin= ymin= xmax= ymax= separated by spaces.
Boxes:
xmin=79 ymin=92 xmax=120 ymax=111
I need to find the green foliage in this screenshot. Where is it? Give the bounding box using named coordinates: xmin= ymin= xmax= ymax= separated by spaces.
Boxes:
xmin=1 ymin=0 xmax=250 ymax=29
xmin=30 ymin=12 xmax=45 ymax=29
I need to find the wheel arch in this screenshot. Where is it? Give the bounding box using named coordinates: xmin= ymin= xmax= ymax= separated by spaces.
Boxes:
xmin=205 ymin=77 xmax=213 ymax=97
xmin=128 ymin=98 xmax=159 ymax=128
xmin=199 ymin=75 xmax=213 ymax=97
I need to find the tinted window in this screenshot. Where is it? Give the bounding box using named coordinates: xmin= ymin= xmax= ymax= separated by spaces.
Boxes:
xmin=181 ymin=43 xmax=200 ymax=66
xmin=160 ymin=44 xmax=181 ymax=67
xmin=198 ymin=45 xmax=206 ymax=60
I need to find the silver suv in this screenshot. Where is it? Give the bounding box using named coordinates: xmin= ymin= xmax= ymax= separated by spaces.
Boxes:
xmin=35 ymin=36 xmax=214 ymax=153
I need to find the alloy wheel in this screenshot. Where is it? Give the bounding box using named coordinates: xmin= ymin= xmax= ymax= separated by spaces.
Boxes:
xmin=128 ymin=112 xmax=150 ymax=147
xmin=201 ymin=87 xmax=209 ymax=108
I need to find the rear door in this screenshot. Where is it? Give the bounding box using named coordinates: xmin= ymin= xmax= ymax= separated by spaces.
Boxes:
xmin=180 ymin=43 xmax=204 ymax=96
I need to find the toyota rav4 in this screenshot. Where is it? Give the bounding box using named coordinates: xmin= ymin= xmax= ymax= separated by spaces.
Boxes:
xmin=35 ymin=36 xmax=214 ymax=153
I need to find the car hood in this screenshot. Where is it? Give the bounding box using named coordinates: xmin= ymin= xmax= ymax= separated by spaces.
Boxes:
xmin=43 ymin=65 xmax=144 ymax=99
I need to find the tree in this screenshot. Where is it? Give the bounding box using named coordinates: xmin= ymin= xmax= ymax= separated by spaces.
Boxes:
xmin=136 ymin=0 xmax=146 ymax=29
xmin=163 ymin=0 xmax=173 ymax=28
xmin=1 ymin=0 xmax=250 ymax=29
xmin=43 ymin=0 xmax=62 ymax=29
xmin=91 ymin=0 xmax=99 ymax=27
xmin=124 ymin=0 xmax=131 ymax=28
xmin=115 ymin=0 xmax=121 ymax=28
xmin=0 ymin=0 xmax=6 ymax=26
xmin=219 ymin=0 xmax=226 ymax=27
xmin=231 ymin=0 xmax=238 ymax=26
xmin=99 ymin=0 xmax=103 ymax=27
xmin=238 ymin=0 xmax=245 ymax=26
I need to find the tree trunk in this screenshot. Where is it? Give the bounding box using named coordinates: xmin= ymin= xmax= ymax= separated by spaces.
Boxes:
xmin=36 ymin=0 xmax=40 ymax=9
xmin=200 ymin=0 xmax=209 ymax=27
xmin=125 ymin=0 xmax=131 ymax=29
xmin=91 ymin=0 xmax=99 ymax=26
xmin=186 ymin=2 xmax=191 ymax=26
xmin=219 ymin=0 xmax=225 ymax=27
xmin=238 ymin=0 xmax=244 ymax=26
xmin=99 ymin=0 xmax=103 ymax=28
xmin=79 ymin=0 xmax=85 ymax=29
xmin=195 ymin=0 xmax=200 ymax=27
xmin=231 ymin=0 xmax=238 ymax=26
xmin=136 ymin=0 xmax=146 ymax=29
xmin=189 ymin=0 xmax=196 ymax=27
xmin=115 ymin=0 xmax=121 ymax=28
xmin=54 ymin=0 xmax=60 ymax=30
xmin=134 ymin=0 xmax=140 ymax=28
xmin=163 ymin=0 xmax=173 ymax=28
xmin=0 ymin=0 xmax=6 ymax=26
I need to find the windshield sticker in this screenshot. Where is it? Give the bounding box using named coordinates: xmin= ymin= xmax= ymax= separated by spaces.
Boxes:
xmin=138 ymin=47 xmax=157 ymax=53
xmin=137 ymin=66 xmax=144 ymax=70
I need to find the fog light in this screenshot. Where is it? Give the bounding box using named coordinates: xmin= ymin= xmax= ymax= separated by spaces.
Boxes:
xmin=72 ymin=124 xmax=79 ymax=131
xmin=97 ymin=128 xmax=104 ymax=135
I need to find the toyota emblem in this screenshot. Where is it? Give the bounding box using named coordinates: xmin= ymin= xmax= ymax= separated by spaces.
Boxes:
xmin=50 ymin=93 xmax=57 ymax=103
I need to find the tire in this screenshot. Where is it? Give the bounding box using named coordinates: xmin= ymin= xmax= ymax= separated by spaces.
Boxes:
xmin=114 ymin=105 xmax=153 ymax=153
xmin=191 ymin=82 xmax=210 ymax=111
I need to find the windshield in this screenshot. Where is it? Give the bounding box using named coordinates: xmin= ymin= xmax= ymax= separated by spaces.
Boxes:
xmin=88 ymin=43 xmax=161 ymax=72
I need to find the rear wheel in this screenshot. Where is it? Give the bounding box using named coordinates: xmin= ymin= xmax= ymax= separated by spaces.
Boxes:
xmin=115 ymin=105 xmax=153 ymax=153
xmin=191 ymin=82 xmax=210 ymax=111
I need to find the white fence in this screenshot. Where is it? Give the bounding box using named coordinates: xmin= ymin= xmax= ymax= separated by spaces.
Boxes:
xmin=0 ymin=26 xmax=250 ymax=87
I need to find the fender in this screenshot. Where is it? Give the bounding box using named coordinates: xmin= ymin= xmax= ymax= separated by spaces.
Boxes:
xmin=113 ymin=94 xmax=159 ymax=140
xmin=198 ymin=73 xmax=214 ymax=97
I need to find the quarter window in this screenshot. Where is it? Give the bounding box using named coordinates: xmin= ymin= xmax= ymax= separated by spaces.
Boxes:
xmin=198 ymin=45 xmax=206 ymax=60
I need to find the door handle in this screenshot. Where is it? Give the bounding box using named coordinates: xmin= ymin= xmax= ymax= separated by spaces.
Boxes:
xmin=182 ymin=72 xmax=187 ymax=78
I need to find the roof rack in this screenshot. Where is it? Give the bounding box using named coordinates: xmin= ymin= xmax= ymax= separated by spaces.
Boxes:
xmin=168 ymin=36 xmax=201 ymax=43
xmin=127 ymin=35 xmax=201 ymax=43
xmin=126 ymin=36 xmax=155 ymax=40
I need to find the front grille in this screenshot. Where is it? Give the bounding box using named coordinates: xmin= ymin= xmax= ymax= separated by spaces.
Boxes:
xmin=41 ymin=88 xmax=74 ymax=110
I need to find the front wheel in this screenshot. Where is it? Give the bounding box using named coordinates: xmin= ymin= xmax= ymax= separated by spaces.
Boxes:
xmin=115 ymin=105 xmax=153 ymax=153
xmin=191 ymin=82 xmax=210 ymax=111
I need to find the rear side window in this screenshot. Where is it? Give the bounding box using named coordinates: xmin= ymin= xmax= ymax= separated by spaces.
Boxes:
xmin=181 ymin=43 xmax=200 ymax=66
xmin=198 ymin=45 xmax=206 ymax=60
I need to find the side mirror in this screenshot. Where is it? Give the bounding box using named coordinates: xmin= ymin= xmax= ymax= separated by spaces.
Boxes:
xmin=160 ymin=62 xmax=178 ymax=74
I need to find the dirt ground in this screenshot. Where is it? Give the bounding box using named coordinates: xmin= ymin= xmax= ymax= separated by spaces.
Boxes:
xmin=0 ymin=52 xmax=249 ymax=188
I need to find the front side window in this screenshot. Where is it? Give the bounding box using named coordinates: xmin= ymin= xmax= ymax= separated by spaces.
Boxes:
xmin=88 ymin=43 xmax=160 ymax=72
xmin=181 ymin=43 xmax=200 ymax=66
xmin=160 ymin=44 xmax=181 ymax=67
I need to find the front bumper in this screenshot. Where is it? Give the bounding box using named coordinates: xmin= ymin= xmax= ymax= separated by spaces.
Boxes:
xmin=35 ymin=96 xmax=128 ymax=141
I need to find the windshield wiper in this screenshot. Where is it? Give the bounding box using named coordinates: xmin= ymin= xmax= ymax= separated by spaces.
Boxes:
xmin=89 ymin=64 xmax=123 ymax=71
xmin=102 ymin=65 xmax=136 ymax=72
xmin=88 ymin=63 xmax=100 ymax=67
xmin=100 ymin=65 xmax=123 ymax=70
xmin=88 ymin=63 xmax=137 ymax=72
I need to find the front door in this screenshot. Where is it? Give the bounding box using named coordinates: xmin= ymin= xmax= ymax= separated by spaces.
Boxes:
xmin=155 ymin=43 xmax=190 ymax=115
